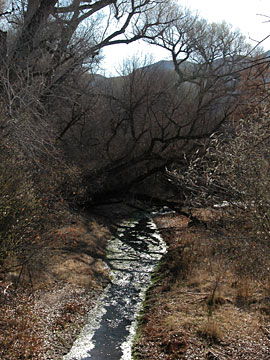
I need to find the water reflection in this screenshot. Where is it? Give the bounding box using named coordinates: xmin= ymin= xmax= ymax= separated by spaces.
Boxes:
xmin=63 ymin=216 xmax=166 ymax=360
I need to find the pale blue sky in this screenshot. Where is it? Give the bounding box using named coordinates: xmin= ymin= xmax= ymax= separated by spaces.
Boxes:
xmin=100 ymin=0 xmax=270 ymax=76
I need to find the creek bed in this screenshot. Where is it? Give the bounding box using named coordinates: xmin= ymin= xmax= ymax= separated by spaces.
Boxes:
xmin=63 ymin=215 xmax=167 ymax=360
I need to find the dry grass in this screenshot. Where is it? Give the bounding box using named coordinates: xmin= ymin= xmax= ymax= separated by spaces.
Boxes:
xmin=0 ymin=213 xmax=111 ymax=359
xmin=134 ymin=211 xmax=270 ymax=359
xmin=198 ymin=318 xmax=223 ymax=343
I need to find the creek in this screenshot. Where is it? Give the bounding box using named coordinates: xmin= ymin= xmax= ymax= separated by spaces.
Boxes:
xmin=63 ymin=213 xmax=167 ymax=360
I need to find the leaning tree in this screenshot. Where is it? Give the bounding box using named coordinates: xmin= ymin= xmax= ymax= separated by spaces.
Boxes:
xmin=64 ymin=9 xmax=260 ymax=200
xmin=0 ymin=0 xmax=175 ymax=162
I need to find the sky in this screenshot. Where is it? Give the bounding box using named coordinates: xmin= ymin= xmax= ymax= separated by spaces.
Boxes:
xmin=100 ymin=0 xmax=270 ymax=76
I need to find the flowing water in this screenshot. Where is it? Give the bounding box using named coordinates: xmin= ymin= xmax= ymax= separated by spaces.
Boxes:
xmin=63 ymin=214 xmax=167 ymax=360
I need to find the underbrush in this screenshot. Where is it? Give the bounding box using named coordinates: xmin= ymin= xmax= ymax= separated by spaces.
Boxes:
xmin=0 ymin=143 xmax=88 ymax=357
xmin=0 ymin=290 xmax=43 ymax=360
xmin=0 ymin=143 xmax=85 ymax=277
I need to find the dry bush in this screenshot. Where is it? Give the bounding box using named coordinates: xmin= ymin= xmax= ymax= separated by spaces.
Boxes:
xmin=0 ymin=134 xmax=87 ymax=357
xmin=0 ymin=142 xmax=85 ymax=280
xmin=168 ymin=96 xmax=270 ymax=280
xmin=160 ymin=232 xmax=200 ymax=285
xmin=0 ymin=147 xmax=42 ymax=264
xmin=0 ymin=76 xmax=87 ymax=266
xmin=235 ymin=277 xmax=253 ymax=308
xmin=197 ymin=318 xmax=223 ymax=344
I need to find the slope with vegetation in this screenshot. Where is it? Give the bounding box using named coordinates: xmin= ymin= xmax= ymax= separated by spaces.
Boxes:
xmin=0 ymin=0 xmax=270 ymax=359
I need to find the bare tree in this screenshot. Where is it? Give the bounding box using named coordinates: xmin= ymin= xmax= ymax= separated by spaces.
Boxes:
xmin=147 ymin=9 xmax=257 ymax=135
xmin=0 ymin=1 xmax=262 ymax=203
xmin=1 ymin=1 xmax=174 ymax=79
xmin=60 ymin=30 xmax=252 ymax=201
xmin=0 ymin=0 xmax=177 ymax=165
xmin=85 ymin=14 xmax=262 ymax=199
xmin=166 ymin=51 xmax=270 ymax=209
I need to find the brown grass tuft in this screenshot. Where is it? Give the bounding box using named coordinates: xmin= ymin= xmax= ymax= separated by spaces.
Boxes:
xmin=197 ymin=317 xmax=223 ymax=344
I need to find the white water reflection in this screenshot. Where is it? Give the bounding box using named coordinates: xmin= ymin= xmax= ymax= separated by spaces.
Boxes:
xmin=63 ymin=216 xmax=166 ymax=360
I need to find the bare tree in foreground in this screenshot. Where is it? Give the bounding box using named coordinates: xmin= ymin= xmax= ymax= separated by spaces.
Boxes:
xmin=0 ymin=0 xmax=176 ymax=164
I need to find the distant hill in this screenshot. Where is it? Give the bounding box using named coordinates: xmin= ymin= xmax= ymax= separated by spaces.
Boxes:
xmin=91 ymin=51 xmax=270 ymax=85
xmin=149 ymin=60 xmax=175 ymax=71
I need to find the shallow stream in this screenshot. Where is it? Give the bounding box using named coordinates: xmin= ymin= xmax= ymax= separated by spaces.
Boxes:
xmin=63 ymin=214 xmax=167 ymax=360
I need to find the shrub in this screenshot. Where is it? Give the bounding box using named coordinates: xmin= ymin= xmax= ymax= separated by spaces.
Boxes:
xmin=167 ymin=98 xmax=270 ymax=279
xmin=0 ymin=144 xmax=84 ymax=274
xmin=0 ymin=147 xmax=41 ymax=264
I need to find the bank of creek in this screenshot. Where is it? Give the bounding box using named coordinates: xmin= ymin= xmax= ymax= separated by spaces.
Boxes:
xmin=3 ymin=204 xmax=270 ymax=360
xmin=63 ymin=212 xmax=167 ymax=360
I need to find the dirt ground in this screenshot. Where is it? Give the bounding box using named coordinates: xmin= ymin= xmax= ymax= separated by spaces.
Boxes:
xmin=0 ymin=202 xmax=141 ymax=360
xmin=2 ymin=206 xmax=270 ymax=359
xmin=133 ymin=211 xmax=270 ymax=360
xmin=0 ymin=211 xmax=112 ymax=360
